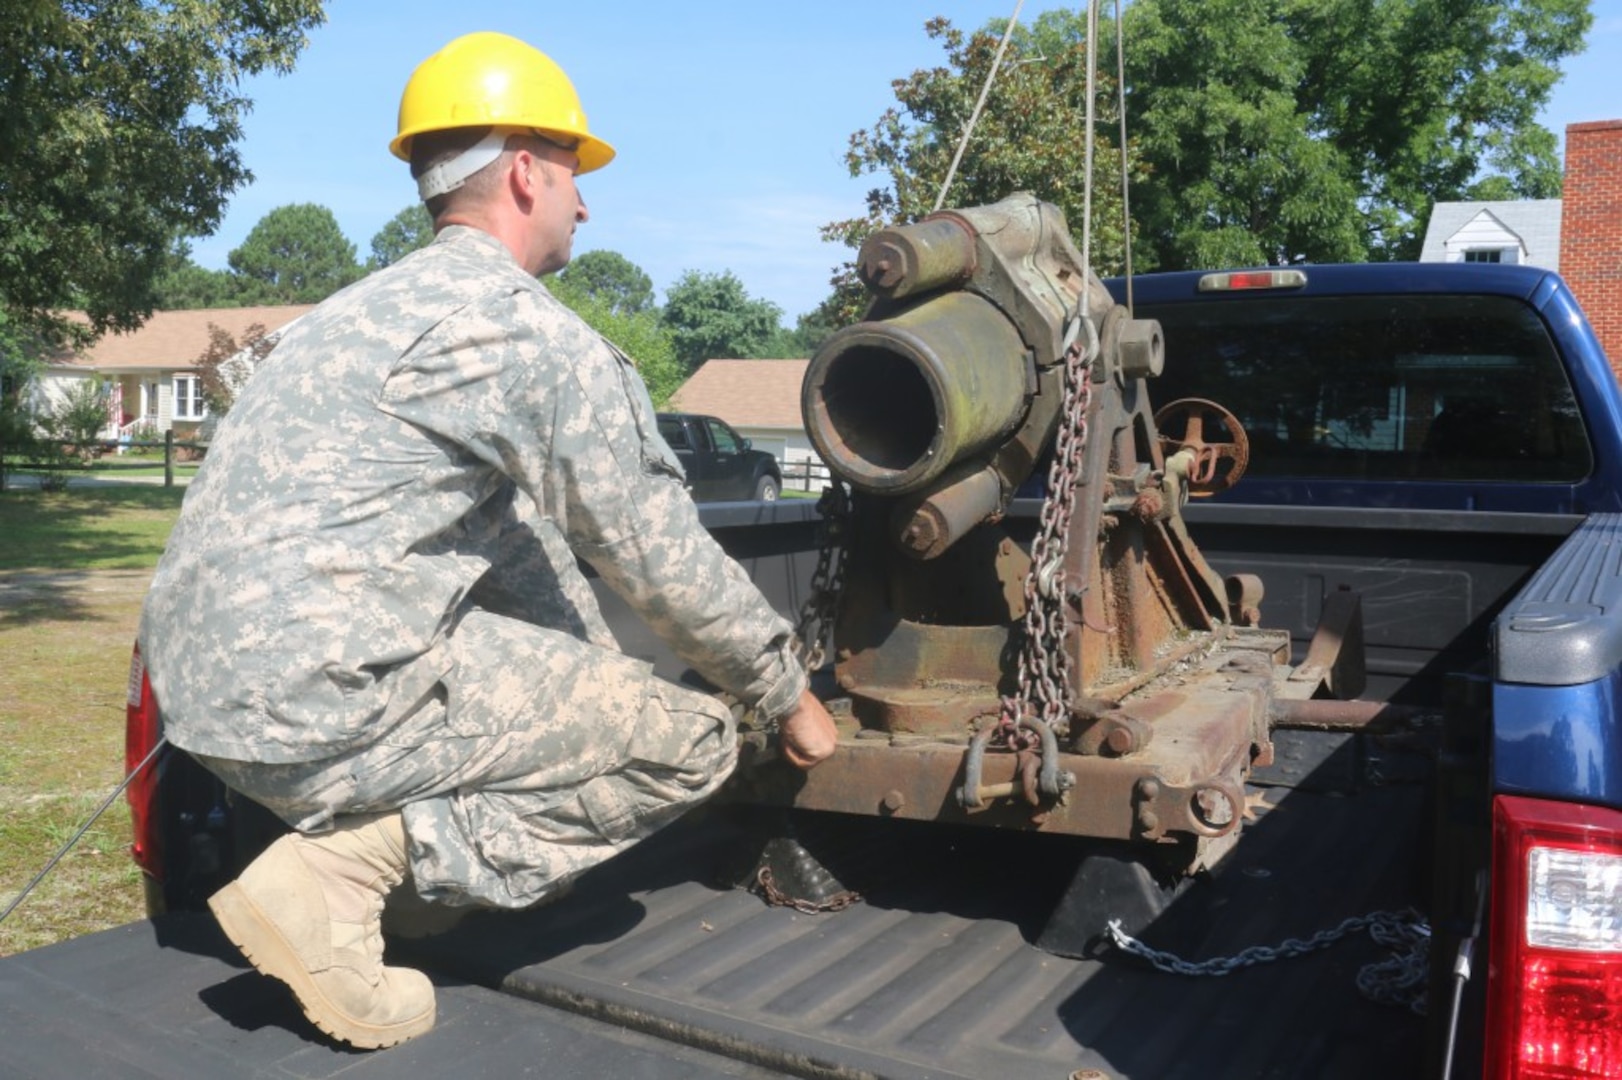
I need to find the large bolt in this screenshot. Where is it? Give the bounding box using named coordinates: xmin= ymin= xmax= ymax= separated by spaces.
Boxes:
xmin=1118 ymin=318 xmax=1165 ymax=380
xmin=858 ymin=240 xmax=908 ymax=291
xmin=1105 ymin=725 xmax=1138 ymax=755
xmin=882 ymin=789 xmax=906 ymax=813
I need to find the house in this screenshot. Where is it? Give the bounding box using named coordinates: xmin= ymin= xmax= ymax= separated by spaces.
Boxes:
xmin=665 ymin=359 xmax=825 ymax=490
xmin=1421 ymin=119 xmax=1622 ymax=372
xmin=31 ymin=305 xmax=313 ymax=442
xmin=1417 ymin=199 xmax=1562 ymax=268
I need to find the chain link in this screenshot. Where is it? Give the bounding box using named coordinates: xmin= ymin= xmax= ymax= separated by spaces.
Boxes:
xmin=754 ymin=866 xmax=862 ymax=915
xmin=1000 ymin=318 xmax=1099 ymax=746
xmin=1105 ymin=908 xmax=1431 ymax=1013
xmin=793 ymin=479 xmax=851 ymax=672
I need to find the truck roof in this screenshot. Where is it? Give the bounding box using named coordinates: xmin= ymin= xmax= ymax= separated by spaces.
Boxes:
xmin=1107 ymin=261 xmax=1559 ymax=305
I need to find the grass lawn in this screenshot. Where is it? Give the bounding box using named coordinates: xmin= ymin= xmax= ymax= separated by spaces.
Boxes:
xmin=0 ymin=487 xmax=186 ymax=955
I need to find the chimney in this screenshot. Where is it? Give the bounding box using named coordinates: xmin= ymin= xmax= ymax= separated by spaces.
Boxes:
xmin=1561 ymin=120 xmax=1622 ymax=375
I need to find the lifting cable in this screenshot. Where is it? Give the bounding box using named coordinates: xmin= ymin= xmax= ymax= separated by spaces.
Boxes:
xmin=0 ymin=736 xmax=169 ymax=927
xmin=933 ymin=0 xmax=1027 ymax=214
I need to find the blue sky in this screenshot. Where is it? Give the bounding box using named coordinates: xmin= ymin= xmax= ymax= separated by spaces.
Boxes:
xmin=192 ymin=1 xmax=1622 ymax=325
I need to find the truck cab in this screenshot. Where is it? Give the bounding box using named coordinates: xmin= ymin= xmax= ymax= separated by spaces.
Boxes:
xmin=655 ymin=412 xmax=782 ymax=502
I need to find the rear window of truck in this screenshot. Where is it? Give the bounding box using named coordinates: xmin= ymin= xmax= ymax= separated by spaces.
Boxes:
xmin=1142 ymin=294 xmax=1593 ymax=484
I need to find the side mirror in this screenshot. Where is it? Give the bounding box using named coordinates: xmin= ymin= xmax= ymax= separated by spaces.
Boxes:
xmin=741 ymin=438 xmax=752 ymax=451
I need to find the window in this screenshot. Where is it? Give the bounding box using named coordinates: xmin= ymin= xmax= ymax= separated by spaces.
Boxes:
xmin=1143 ymin=294 xmax=1592 ymax=484
xmin=173 ymin=375 xmax=205 ymax=421
xmin=657 ymin=416 xmax=691 ymax=449
xmin=705 ymin=419 xmax=743 ymax=453
xmin=1463 ymin=249 xmax=1504 ymax=264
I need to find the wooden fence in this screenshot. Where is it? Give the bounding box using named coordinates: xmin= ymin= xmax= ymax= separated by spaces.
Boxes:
xmin=780 ymin=458 xmax=834 ymax=493
xmin=0 ymin=430 xmax=205 ymax=490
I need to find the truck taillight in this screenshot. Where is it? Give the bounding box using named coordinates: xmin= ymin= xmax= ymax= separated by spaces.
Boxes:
xmin=124 ymin=643 xmax=163 ymax=879
xmin=1487 ymin=794 xmax=1622 ymax=1079
xmin=1196 ymin=269 xmax=1308 ymax=292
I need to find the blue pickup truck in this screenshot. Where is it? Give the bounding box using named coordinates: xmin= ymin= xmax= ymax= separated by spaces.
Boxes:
xmin=1113 ymin=261 xmax=1622 ymax=1079
xmin=6 ymin=257 xmax=1620 ymax=1080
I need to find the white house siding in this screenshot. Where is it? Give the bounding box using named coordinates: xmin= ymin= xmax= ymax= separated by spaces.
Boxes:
xmin=1442 ymin=212 xmax=1524 ymax=264
xmin=731 ymin=426 xmax=829 ymax=492
xmin=1419 ymin=200 xmax=1562 ymax=269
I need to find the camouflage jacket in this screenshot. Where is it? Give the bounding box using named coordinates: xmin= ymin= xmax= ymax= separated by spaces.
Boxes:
xmin=139 ymin=226 xmax=805 ymax=763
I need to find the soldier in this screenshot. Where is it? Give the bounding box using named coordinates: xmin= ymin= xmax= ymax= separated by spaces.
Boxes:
xmin=138 ymin=31 xmax=837 ymax=1051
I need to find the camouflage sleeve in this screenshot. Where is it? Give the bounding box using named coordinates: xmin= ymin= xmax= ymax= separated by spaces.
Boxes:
xmin=381 ymin=286 xmax=806 ymax=721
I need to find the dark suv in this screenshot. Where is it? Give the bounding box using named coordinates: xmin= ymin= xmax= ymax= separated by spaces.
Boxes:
xmin=655 ymin=413 xmax=783 ymax=502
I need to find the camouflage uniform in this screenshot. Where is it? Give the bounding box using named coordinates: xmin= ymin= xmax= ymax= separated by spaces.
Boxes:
xmin=139 ymin=227 xmax=806 ymax=908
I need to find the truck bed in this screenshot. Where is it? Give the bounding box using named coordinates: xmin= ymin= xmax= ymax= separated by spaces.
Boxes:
xmin=1 ymin=729 xmax=1432 ymax=1079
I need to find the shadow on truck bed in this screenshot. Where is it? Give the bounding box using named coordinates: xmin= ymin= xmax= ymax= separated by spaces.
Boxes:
xmin=366 ymin=726 xmax=1432 ymax=1080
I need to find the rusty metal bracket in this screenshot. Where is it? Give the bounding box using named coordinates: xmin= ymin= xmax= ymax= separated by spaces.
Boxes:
xmin=1133 ymin=774 xmax=1246 ymax=841
xmin=1282 ymin=586 xmax=1367 ymax=700
xmin=958 ymin=716 xmax=1076 ymax=809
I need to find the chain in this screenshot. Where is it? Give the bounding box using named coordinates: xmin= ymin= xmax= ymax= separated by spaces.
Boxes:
xmin=754 ymin=866 xmax=862 ymax=915
xmin=1000 ymin=322 xmax=1098 ymax=746
xmin=793 ymin=479 xmax=851 ymax=672
xmin=1105 ymin=908 xmax=1431 ymax=1013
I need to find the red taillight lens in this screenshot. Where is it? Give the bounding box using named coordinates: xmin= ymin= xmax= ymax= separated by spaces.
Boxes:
xmin=1196 ymin=269 xmax=1308 ymax=292
xmin=124 ymin=643 xmax=163 ymax=878
xmin=1488 ymin=794 xmax=1622 ymax=1079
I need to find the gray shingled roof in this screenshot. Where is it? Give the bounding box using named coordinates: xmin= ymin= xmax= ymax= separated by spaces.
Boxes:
xmin=1419 ymin=199 xmax=1562 ymax=267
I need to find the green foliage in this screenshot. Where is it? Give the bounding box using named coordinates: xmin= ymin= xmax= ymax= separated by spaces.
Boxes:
xmin=660 ymin=270 xmax=785 ymax=374
xmin=545 ymin=278 xmax=686 ymax=407
xmin=153 ymin=239 xmax=251 ymax=309
xmin=45 ymin=377 xmax=113 ymax=451
xmin=0 ymin=0 xmax=325 ymax=345
xmin=556 ymin=250 xmax=656 ymax=317
xmin=1124 ymin=0 xmax=1589 ymax=265
xmin=0 ymin=398 xmax=40 ymax=491
xmin=228 ymin=203 xmax=364 ymax=304
xmin=368 ymin=205 xmax=435 ymax=270
xmin=0 ymin=312 xmax=48 ymax=389
xmin=838 ymin=3 xmax=1590 ymax=276
xmin=826 ymin=12 xmax=1135 ymax=319
xmin=194 ymin=321 xmax=275 ymax=416
xmin=783 ymin=304 xmax=852 ymax=359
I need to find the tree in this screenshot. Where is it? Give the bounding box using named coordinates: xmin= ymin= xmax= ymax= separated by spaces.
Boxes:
xmin=1124 ymin=0 xmax=1590 ymax=265
xmin=153 ymin=239 xmax=252 ymax=310
xmin=228 ymin=204 xmax=364 ymax=304
xmin=195 ymin=322 xmax=277 ymax=417
xmin=0 ymin=0 xmax=324 ymax=346
xmin=45 ymin=376 xmax=114 ymax=457
xmin=836 ymin=3 xmax=1590 ymax=276
xmin=661 ymin=271 xmax=784 ymax=374
xmin=826 ymin=12 xmax=1135 ymax=321
xmin=544 ymin=279 xmax=685 ymax=407
xmin=0 ymin=312 xmax=48 ymax=399
xmin=555 ymin=250 xmax=656 ymax=317
xmin=368 ymin=205 xmax=434 ymax=270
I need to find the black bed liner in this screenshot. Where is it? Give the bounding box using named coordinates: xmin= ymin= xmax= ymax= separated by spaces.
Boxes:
xmin=0 ymin=730 xmax=1430 ymax=1079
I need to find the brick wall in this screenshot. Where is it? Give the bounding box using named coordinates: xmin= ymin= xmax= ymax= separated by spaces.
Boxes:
xmin=1561 ymin=120 xmax=1622 ymax=375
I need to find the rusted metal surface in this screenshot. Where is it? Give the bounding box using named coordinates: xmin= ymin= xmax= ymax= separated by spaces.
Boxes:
xmin=1226 ymin=573 xmax=1265 ymax=626
xmin=734 ymin=644 xmax=1276 ymax=873
xmin=1154 ymin=397 xmax=1251 ymax=496
xmin=1271 ymin=699 xmax=1434 ymax=732
xmin=776 ymin=195 xmax=1366 ymax=878
xmin=857 ymin=215 xmax=977 ymax=300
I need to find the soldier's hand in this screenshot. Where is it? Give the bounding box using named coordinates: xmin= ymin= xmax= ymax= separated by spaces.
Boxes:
xmin=777 ymin=689 xmax=838 ymax=770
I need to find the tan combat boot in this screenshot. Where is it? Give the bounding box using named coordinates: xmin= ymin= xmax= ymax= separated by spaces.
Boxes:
xmin=208 ymin=812 xmax=436 ymax=1049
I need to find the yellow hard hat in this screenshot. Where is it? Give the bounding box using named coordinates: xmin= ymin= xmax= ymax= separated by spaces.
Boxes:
xmin=390 ymin=31 xmax=615 ymax=174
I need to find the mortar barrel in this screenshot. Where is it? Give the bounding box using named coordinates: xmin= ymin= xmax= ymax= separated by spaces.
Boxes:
xmin=803 ymin=290 xmax=1031 ymax=495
